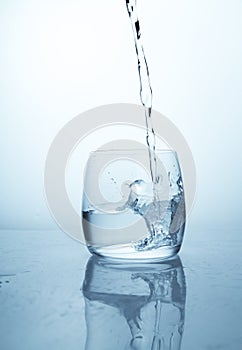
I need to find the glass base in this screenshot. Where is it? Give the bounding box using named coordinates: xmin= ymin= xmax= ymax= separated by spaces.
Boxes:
xmin=87 ymin=243 xmax=181 ymax=262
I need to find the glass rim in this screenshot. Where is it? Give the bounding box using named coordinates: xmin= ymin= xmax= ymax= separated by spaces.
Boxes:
xmin=90 ymin=148 xmax=177 ymax=155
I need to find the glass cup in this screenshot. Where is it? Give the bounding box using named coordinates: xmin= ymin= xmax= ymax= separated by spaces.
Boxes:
xmin=82 ymin=149 xmax=185 ymax=260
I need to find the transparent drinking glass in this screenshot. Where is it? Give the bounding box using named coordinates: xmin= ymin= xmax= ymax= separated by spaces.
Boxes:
xmin=82 ymin=149 xmax=185 ymax=260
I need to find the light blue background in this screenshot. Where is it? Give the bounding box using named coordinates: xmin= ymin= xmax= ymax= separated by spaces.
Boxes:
xmin=1 ymin=0 xmax=242 ymax=233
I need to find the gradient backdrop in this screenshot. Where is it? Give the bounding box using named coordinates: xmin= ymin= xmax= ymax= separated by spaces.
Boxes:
xmin=1 ymin=0 xmax=242 ymax=237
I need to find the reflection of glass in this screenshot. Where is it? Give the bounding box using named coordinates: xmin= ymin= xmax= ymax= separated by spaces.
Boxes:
xmin=82 ymin=256 xmax=186 ymax=350
xmin=82 ymin=149 xmax=185 ymax=260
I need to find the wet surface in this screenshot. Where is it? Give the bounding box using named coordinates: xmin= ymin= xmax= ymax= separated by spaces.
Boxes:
xmin=0 ymin=229 xmax=242 ymax=350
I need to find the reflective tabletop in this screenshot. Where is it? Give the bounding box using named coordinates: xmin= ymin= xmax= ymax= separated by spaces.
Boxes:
xmin=0 ymin=229 xmax=241 ymax=350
